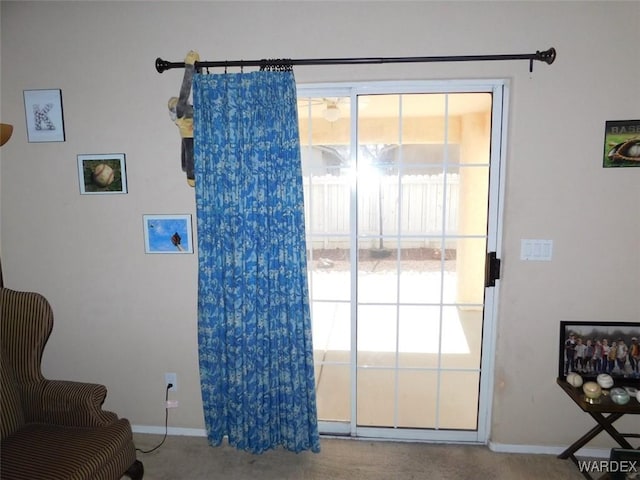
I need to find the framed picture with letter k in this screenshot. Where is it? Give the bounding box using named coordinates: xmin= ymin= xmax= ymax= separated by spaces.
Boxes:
xmin=23 ymin=89 xmax=65 ymax=142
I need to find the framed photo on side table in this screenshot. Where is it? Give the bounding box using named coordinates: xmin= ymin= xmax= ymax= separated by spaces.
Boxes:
xmin=559 ymin=321 xmax=640 ymax=387
xmin=23 ymin=89 xmax=65 ymax=142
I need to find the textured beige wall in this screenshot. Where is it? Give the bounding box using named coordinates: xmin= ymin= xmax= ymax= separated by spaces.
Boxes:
xmin=1 ymin=1 xmax=638 ymax=448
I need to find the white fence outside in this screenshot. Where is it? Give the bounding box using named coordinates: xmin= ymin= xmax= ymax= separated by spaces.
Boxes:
xmin=303 ymin=174 xmax=459 ymax=250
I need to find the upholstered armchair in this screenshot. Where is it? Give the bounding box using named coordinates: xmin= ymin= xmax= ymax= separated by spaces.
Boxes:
xmin=0 ymin=288 xmax=143 ymax=480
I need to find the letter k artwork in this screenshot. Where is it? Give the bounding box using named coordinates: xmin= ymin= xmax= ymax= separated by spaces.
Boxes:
xmin=33 ymin=103 xmax=56 ymax=131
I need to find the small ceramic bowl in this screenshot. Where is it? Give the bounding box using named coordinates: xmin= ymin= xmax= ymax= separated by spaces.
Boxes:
xmin=566 ymin=372 xmax=583 ymax=388
xmin=610 ymin=387 xmax=630 ymax=405
xmin=596 ymin=374 xmax=614 ymax=389
xmin=583 ymin=381 xmax=602 ymax=403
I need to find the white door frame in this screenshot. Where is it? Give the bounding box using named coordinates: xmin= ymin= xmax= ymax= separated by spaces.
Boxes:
xmin=299 ymin=80 xmax=508 ymax=444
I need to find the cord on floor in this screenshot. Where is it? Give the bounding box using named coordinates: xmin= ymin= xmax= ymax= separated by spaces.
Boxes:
xmin=135 ymin=383 xmax=172 ymax=454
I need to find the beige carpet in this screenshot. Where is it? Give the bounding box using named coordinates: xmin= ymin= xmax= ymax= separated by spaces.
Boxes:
xmin=130 ymin=433 xmax=586 ymax=479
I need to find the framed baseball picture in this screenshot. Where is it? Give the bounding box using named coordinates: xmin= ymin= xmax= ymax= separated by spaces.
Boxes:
xmin=143 ymin=214 xmax=193 ymax=254
xmin=602 ymin=120 xmax=640 ymax=168
xmin=23 ymin=89 xmax=66 ymax=143
xmin=77 ymin=154 xmax=127 ymax=195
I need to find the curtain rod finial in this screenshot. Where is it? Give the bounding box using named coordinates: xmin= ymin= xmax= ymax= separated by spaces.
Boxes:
xmin=156 ymin=57 xmax=170 ymax=74
xmin=538 ymin=48 xmax=556 ymax=65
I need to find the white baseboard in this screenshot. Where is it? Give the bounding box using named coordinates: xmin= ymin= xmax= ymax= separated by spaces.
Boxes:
xmin=132 ymin=425 xmax=611 ymax=458
xmin=489 ymin=441 xmax=610 ymax=458
xmin=132 ymin=425 xmax=207 ymax=437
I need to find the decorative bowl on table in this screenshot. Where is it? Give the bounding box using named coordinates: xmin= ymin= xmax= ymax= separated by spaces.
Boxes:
xmin=609 ymin=387 xmax=630 ymax=405
xmin=583 ymin=381 xmax=602 ymax=404
xmin=566 ymin=372 xmax=583 ymax=388
xmin=596 ymin=373 xmax=614 ymax=389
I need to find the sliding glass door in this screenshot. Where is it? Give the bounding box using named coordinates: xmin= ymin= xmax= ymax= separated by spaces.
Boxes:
xmin=298 ymin=81 xmax=506 ymax=442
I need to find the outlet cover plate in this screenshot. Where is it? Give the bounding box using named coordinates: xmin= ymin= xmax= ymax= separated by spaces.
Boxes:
xmin=164 ymin=372 xmax=178 ymax=391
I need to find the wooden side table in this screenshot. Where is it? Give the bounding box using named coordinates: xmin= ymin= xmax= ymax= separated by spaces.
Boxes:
xmin=557 ymin=378 xmax=640 ymax=480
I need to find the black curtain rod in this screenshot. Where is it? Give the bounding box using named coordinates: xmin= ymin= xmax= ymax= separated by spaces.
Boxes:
xmin=155 ymin=47 xmax=556 ymax=74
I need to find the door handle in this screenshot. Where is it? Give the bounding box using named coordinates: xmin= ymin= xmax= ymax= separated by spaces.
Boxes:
xmin=485 ymin=252 xmax=501 ymax=287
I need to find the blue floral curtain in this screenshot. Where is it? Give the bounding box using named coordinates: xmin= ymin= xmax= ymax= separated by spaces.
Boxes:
xmin=193 ymin=70 xmax=320 ymax=454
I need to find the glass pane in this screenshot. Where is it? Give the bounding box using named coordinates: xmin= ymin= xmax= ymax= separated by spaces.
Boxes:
xmin=398 ymin=247 xmax=455 ymax=304
xmin=446 ymin=237 xmax=487 ymax=305
xmin=358 ymin=95 xmax=400 ymax=144
xmin=311 ymin=301 xmax=350 ymax=353
xmin=298 ymin=97 xmax=351 ymax=147
xmin=313 ymin=301 xmax=350 ymax=422
xmin=309 ymin=256 xmax=350 ymax=301
xmin=357 ymin=241 xmax=398 ymax=304
xmin=441 ymin=305 xmax=471 ymax=353
xmin=400 ymin=168 xmax=448 ymax=237
xmin=301 ymin=98 xmax=352 ymax=305
xmin=440 ymin=308 xmax=483 ymax=369
xmin=358 ymin=168 xmax=399 ymax=236
xmin=448 ymin=165 xmax=489 ymax=236
xmin=357 ymin=305 xmax=397 ymax=367
xmin=316 ymin=363 xmax=350 ymax=422
xmin=303 ymin=167 xmax=350 ymax=235
xmin=400 ymin=94 xmax=446 ymax=146
xmin=397 ymin=370 xmax=438 ymax=428
xmin=357 ymin=368 xmax=395 ymax=426
xmin=300 ymin=96 xmax=353 ymax=426
xmin=398 ymin=305 xmax=440 ymax=368
xmin=437 ymin=371 xmax=480 ymax=430
xmin=301 ymin=87 xmax=495 ymax=436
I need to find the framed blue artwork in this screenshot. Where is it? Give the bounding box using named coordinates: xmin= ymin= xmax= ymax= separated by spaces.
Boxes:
xmin=143 ymin=214 xmax=193 ymax=254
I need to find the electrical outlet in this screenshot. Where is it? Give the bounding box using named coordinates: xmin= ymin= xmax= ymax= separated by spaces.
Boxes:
xmin=164 ymin=372 xmax=178 ymax=392
xmin=166 ymin=400 xmax=179 ymax=408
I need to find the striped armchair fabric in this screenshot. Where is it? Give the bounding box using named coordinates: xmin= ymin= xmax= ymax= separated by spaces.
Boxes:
xmin=0 ymin=288 xmax=144 ymax=480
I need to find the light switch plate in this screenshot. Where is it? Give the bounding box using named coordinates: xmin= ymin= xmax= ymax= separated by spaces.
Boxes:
xmin=521 ymin=239 xmax=553 ymax=261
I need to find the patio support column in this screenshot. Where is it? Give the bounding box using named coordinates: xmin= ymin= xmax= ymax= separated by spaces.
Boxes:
xmin=456 ymin=111 xmax=491 ymax=308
